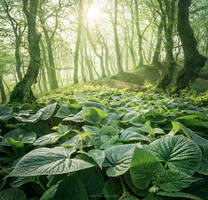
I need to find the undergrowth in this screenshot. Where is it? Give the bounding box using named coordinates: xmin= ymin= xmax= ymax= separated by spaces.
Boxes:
xmin=0 ymin=85 xmax=208 ymax=200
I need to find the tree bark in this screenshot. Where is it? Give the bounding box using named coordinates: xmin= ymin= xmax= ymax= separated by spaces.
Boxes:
xmin=157 ymin=0 xmax=176 ymax=90
xmin=73 ymin=0 xmax=83 ymax=84
xmin=0 ymin=75 xmax=7 ymax=104
xmin=175 ymin=0 xmax=207 ymax=90
xmin=134 ymin=0 xmax=143 ymax=67
xmin=9 ymin=0 xmax=40 ymax=103
xmin=152 ymin=17 xmax=163 ymax=65
xmin=113 ymin=0 xmax=123 ymax=73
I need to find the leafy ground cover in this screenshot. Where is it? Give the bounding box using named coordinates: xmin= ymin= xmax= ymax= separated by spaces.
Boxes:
xmin=1 ymin=85 xmax=208 ymax=200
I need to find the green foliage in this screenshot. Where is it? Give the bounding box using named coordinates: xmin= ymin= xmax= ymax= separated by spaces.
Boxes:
xmin=1 ymin=86 xmax=208 ymax=199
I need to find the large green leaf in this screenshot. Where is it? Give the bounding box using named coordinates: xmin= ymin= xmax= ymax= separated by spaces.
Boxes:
xmin=33 ymin=133 xmax=61 ymax=146
xmin=119 ymin=129 xmax=150 ymax=142
xmin=74 ymin=167 xmax=104 ymax=200
xmin=103 ymin=144 xmax=135 ymax=177
xmin=156 ymin=169 xmax=200 ymax=192
xmin=82 ymin=107 xmax=107 ymax=124
xmin=197 ymin=145 xmax=208 ymax=175
xmin=40 ymin=181 xmax=61 ymax=200
xmin=0 ymin=188 xmax=26 ymax=200
xmin=9 ymin=147 xmax=95 ymax=176
xmin=52 ymin=174 xmax=89 ymax=200
xmin=39 ymin=102 xmax=57 ymax=120
xmin=176 ymin=115 xmax=208 ymax=128
xmin=55 ymin=104 xmax=82 ymax=118
xmin=130 ymin=148 xmax=163 ymax=190
xmin=157 ymin=191 xmax=202 ymax=200
xmin=103 ymin=178 xmax=123 ymax=200
xmin=123 ymin=196 xmax=140 ymax=200
xmin=124 ymin=172 xmax=148 ymax=197
xmin=0 ymin=105 xmax=13 ymax=121
xmin=149 ymin=136 xmax=202 ymax=175
xmin=16 ymin=103 xmax=57 ymax=123
xmin=82 ymin=149 xmax=105 ymax=168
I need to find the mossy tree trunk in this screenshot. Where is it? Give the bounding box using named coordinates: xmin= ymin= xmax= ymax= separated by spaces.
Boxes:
xmin=157 ymin=0 xmax=176 ymax=90
xmin=174 ymin=0 xmax=207 ymax=90
xmin=9 ymin=0 xmax=40 ymax=103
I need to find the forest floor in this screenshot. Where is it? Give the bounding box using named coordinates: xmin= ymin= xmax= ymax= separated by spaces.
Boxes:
xmin=108 ymin=65 xmax=208 ymax=92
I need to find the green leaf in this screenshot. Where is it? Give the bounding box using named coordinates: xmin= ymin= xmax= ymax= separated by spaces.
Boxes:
xmin=39 ymin=102 xmax=57 ymax=120
xmin=157 ymin=191 xmax=202 ymax=200
xmin=82 ymin=125 xmax=99 ymax=134
xmin=129 ymin=115 xmax=145 ymax=127
xmin=176 ymin=115 xmax=208 ymax=128
xmin=9 ymin=147 xmax=95 ymax=176
xmin=104 ymin=144 xmax=135 ymax=177
xmin=21 ymin=132 xmax=37 ymax=144
xmin=156 ymin=169 xmax=200 ymax=192
xmin=55 ymin=104 xmax=82 ymax=118
xmin=74 ymin=167 xmax=104 ymax=199
xmin=124 ymin=172 xmax=148 ymax=197
xmin=0 ymin=188 xmax=26 ymax=200
xmin=10 ymin=177 xmax=34 ymax=188
xmin=52 ymin=174 xmax=89 ymax=200
xmin=100 ymin=126 xmax=118 ymax=135
xmin=130 ymin=148 xmax=163 ymax=190
xmin=119 ymin=130 xmax=150 ymax=142
xmin=16 ymin=103 xmax=57 ymax=123
xmin=83 ymin=149 xmax=105 ymax=168
xmin=63 ymin=111 xmax=83 ymax=122
xmin=123 ymin=196 xmax=140 ymax=200
xmin=82 ymin=107 xmax=107 ymax=124
xmin=40 ymin=181 xmax=61 ymax=200
xmin=197 ymin=145 xmax=208 ymax=175
xmin=0 ymin=105 xmax=13 ymax=121
xmin=149 ymin=136 xmax=202 ymax=175
xmin=33 ymin=132 xmax=66 ymax=146
xmin=6 ymin=137 xmax=24 ymax=148
xmin=103 ymin=178 xmax=123 ymax=200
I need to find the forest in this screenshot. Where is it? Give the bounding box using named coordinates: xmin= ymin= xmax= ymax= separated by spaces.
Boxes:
xmin=0 ymin=0 xmax=208 ymax=199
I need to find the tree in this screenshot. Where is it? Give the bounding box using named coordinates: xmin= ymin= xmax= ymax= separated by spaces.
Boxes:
xmin=9 ymin=0 xmax=40 ymax=103
xmin=39 ymin=0 xmax=60 ymax=90
xmin=157 ymin=0 xmax=177 ymax=90
xmin=73 ymin=0 xmax=83 ymax=84
xmin=1 ymin=0 xmax=25 ymax=82
xmin=113 ymin=0 xmax=123 ymax=73
xmin=174 ymin=0 xmax=207 ymax=90
xmin=0 ymin=42 xmax=14 ymax=104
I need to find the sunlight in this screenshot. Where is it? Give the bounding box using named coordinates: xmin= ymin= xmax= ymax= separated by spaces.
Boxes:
xmin=87 ymin=4 xmax=101 ymax=22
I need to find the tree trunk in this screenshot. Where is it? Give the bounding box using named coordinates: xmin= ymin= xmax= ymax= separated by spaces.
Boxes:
xmin=15 ymin=38 xmax=23 ymax=81
xmin=134 ymin=0 xmax=143 ymax=67
xmin=73 ymin=0 xmax=83 ymax=84
xmin=9 ymin=0 xmax=40 ymax=103
xmin=174 ymin=0 xmax=207 ymax=90
xmin=113 ymin=0 xmax=123 ymax=73
xmin=0 ymin=75 xmax=7 ymax=104
xmin=84 ymin=41 xmax=94 ymax=81
xmin=152 ymin=17 xmax=163 ymax=65
xmin=80 ymin=45 xmax=86 ymax=82
xmin=39 ymin=6 xmax=59 ymax=90
xmin=40 ymin=39 xmax=50 ymax=92
xmin=157 ymin=0 xmax=176 ymax=90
